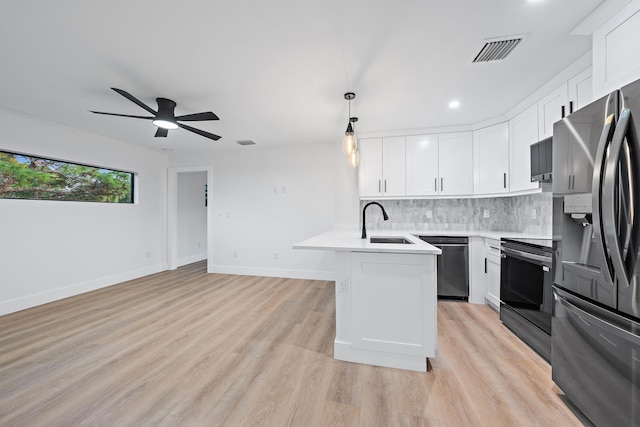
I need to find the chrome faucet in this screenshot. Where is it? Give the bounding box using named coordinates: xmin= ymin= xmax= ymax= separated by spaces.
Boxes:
xmin=362 ymin=202 xmax=389 ymax=239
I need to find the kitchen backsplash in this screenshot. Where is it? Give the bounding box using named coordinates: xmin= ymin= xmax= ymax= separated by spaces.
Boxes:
xmin=360 ymin=192 xmax=552 ymax=236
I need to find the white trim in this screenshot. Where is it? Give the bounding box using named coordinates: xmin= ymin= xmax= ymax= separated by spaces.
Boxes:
xmin=209 ymin=265 xmax=335 ymax=281
xmin=334 ymin=340 xmax=428 ymax=372
xmin=0 ymin=264 xmax=165 ymax=316
xmin=505 ymin=52 xmax=592 ymax=120
xmin=571 ymin=0 xmax=632 ymax=35
xmin=167 ymin=166 xmax=214 ymax=272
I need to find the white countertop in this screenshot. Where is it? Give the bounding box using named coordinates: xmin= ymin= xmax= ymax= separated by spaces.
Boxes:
xmin=294 ymin=230 xmax=441 ymax=254
xmin=293 ymin=229 xmax=550 ymax=254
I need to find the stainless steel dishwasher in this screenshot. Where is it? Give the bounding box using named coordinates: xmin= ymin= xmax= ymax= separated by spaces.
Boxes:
xmin=419 ymin=236 xmax=469 ymax=300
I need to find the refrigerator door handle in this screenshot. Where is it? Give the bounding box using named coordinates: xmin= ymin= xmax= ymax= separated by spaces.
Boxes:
xmin=592 ymin=113 xmax=617 ymax=286
xmin=603 ymin=109 xmax=635 ymax=291
xmin=556 ymin=292 xmax=640 ymax=346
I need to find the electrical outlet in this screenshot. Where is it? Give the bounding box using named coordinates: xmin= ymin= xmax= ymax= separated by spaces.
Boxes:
xmin=426 ymin=210 xmax=433 ymax=219
xmin=483 ymin=209 xmax=490 ymax=218
xmin=531 ymin=208 xmax=537 ymax=220
xmin=337 ymin=278 xmax=348 ymax=293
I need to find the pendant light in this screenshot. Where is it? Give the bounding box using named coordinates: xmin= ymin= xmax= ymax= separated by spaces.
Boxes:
xmin=342 ymin=92 xmax=357 ymax=156
xmin=348 ymin=141 xmax=360 ymax=167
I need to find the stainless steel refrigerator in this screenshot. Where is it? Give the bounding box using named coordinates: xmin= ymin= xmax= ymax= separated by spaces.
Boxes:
xmin=552 ymin=78 xmax=640 ymax=426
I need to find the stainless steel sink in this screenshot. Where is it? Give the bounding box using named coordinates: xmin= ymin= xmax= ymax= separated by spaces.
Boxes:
xmin=369 ymin=236 xmax=413 ymax=244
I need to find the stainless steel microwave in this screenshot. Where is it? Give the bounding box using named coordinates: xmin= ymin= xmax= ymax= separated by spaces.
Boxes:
xmin=530 ymin=136 xmax=552 ymax=182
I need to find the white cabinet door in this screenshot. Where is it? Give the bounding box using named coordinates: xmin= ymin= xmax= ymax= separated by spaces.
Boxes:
xmin=568 ymin=67 xmax=593 ymax=112
xmin=538 ymin=83 xmax=568 ymax=139
xmin=382 ymin=136 xmax=406 ymax=196
xmin=406 ymin=134 xmax=439 ymax=196
xmin=473 ymin=122 xmax=509 ymax=195
xmin=593 ymin=3 xmax=640 ymax=98
xmin=509 ymin=104 xmax=540 ymax=192
xmin=484 ymin=239 xmax=501 ymax=310
xmin=351 ymin=252 xmax=435 ymax=357
xmin=438 ymin=132 xmax=473 ymax=195
xmin=358 ymin=138 xmax=383 ymax=197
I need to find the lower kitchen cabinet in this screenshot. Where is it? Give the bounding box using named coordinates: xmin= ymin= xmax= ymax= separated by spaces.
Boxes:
xmin=484 ymin=238 xmax=501 ymax=310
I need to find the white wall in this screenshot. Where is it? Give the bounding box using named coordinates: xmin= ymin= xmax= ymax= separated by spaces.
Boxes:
xmin=177 ymin=171 xmax=207 ymax=266
xmin=169 ymin=142 xmax=359 ymax=280
xmin=0 ymin=106 xmax=168 ymax=315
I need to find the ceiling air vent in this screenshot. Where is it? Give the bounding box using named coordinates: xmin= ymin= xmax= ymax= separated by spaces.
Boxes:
xmin=472 ymin=36 xmax=524 ymax=63
xmin=236 ymin=140 xmax=256 ymax=146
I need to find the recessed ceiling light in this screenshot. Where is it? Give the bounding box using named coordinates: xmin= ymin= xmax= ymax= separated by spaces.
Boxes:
xmin=449 ymin=100 xmax=461 ymax=109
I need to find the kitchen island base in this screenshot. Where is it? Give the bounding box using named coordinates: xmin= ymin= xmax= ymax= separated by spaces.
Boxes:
xmin=334 ymin=250 xmax=437 ymax=372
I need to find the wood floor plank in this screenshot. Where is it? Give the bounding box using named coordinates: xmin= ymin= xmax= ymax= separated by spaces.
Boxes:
xmin=0 ymin=262 xmax=590 ymax=426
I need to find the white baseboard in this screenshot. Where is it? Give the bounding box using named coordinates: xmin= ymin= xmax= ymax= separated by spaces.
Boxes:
xmin=177 ymin=252 xmax=207 ymax=267
xmin=0 ymin=263 xmax=165 ymax=316
xmin=209 ymin=264 xmax=335 ymax=281
xmin=334 ymin=340 xmax=428 ymax=372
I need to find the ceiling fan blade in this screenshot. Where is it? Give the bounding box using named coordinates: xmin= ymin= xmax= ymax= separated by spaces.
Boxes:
xmin=111 ymin=88 xmax=157 ymax=115
xmin=178 ymin=123 xmax=221 ymax=141
xmin=155 ymin=127 xmax=169 ymax=138
xmin=90 ymin=111 xmax=154 ymax=119
xmin=175 ymin=111 xmax=219 ymax=121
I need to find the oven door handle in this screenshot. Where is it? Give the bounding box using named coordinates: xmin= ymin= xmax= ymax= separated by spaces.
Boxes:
xmin=501 ymin=246 xmax=551 ymax=266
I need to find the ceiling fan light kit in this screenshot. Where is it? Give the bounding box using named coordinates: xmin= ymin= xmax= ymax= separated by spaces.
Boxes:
xmin=342 ymin=92 xmax=359 ymax=167
xmin=91 ymin=88 xmax=221 ymax=141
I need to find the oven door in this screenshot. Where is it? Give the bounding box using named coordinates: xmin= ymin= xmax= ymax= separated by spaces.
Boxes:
xmin=500 ymin=246 xmax=553 ymax=334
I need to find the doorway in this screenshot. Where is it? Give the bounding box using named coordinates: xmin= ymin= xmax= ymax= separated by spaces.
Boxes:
xmin=167 ymin=166 xmax=213 ymax=271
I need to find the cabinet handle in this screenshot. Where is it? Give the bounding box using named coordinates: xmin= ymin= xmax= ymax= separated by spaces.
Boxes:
xmin=384 ymin=180 xmax=387 ymax=193
xmin=568 ymin=176 xmax=571 ymax=190
xmin=484 ymin=258 xmax=487 ymax=274
xmin=503 ymin=172 xmax=506 ymax=189
xmin=434 ymin=178 xmax=437 ymax=192
xmin=378 ymin=180 xmax=381 ymax=193
xmin=571 ymin=175 xmax=575 ymax=190
xmin=441 ymin=178 xmax=443 ymax=192
xmin=569 ymin=101 xmax=574 ymax=114
xmin=561 ymin=105 xmax=566 ymax=119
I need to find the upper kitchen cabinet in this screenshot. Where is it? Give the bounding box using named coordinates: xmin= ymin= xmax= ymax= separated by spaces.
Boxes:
xmin=358 ymin=137 xmax=405 ymax=197
xmin=538 ymin=84 xmax=569 ymax=140
xmin=509 ymin=104 xmax=540 ymax=192
xmin=359 ymin=138 xmax=383 ymax=197
xmin=438 ymin=132 xmax=474 ymax=195
xmin=473 ymin=122 xmax=509 ymax=195
xmin=593 ymin=2 xmax=640 ymax=98
xmin=567 ymin=67 xmax=593 ymax=111
xmin=406 ymin=134 xmax=439 ymax=196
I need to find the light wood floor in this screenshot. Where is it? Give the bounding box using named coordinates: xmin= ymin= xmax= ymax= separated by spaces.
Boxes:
xmin=0 ymin=261 xmax=590 ymax=426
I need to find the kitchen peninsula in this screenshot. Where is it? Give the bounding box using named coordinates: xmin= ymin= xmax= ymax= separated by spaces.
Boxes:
xmin=294 ymin=231 xmax=441 ymax=372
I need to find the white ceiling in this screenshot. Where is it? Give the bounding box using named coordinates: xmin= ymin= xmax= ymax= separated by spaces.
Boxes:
xmin=0 ymin=0 xmax=608 ymax=153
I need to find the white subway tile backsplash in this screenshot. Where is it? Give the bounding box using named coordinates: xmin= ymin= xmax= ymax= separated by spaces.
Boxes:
xmin=360 ymin=192 xmax=551 ymax=235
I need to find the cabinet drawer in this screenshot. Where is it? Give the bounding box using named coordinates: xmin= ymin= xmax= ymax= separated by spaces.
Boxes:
xmin=485 ymin=239 xmax=501 ymax=256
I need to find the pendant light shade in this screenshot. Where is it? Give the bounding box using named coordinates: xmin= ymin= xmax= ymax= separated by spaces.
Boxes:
xmin=349 ymin=147 xmax=360 ymax=168
xmin=342 ymin=121 xmax=356 ymax=155
xmin=342 ymin=92 xmax=358 ymax=163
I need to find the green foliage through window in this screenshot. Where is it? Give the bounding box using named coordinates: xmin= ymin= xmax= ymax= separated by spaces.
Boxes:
xmin=0 ymin=151 xmax=134 ymax=203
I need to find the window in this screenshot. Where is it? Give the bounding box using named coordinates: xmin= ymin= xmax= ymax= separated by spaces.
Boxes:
xmin=0 ymin=150 xmax=135 ymax=203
